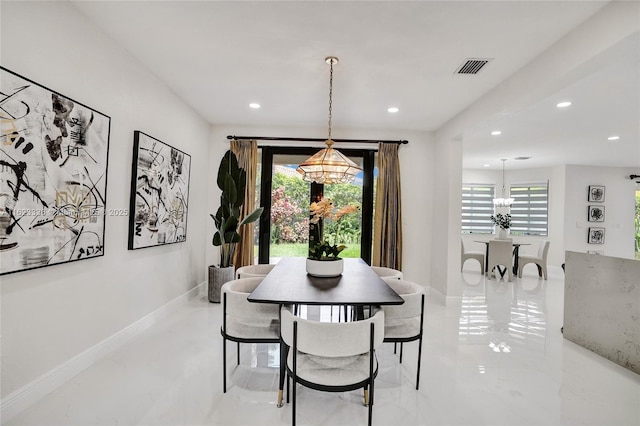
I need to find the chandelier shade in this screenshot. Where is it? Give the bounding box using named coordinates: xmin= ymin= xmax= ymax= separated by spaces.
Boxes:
xmin=297 ymin=56 xmax=362 ymax=184
xmin=296 ymin=140 xmax=361 ymax=184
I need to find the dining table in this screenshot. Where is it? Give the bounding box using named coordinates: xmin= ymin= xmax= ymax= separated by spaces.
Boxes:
xmin=247 ymin=256 xmax=404 ymax=407
xmin=474 ymin=240 xmax=531 ymax=276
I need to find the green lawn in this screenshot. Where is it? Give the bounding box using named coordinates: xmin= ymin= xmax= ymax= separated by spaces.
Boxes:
xmin=265 ymin=243 xmax=361 ymax=258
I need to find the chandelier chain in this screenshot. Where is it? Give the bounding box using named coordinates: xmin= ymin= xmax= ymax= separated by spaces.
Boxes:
xmin=327 ymin=59 xmax=333 ymax=142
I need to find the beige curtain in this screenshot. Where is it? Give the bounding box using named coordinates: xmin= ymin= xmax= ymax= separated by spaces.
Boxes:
xmin=230 ymin=139 xmax=258 ymax=268
xmin=373 ymin=143 xmax=403 ymax=270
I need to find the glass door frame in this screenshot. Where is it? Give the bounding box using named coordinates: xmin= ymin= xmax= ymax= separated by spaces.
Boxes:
xmin=258 ymin=146 xmax=376 ymax=264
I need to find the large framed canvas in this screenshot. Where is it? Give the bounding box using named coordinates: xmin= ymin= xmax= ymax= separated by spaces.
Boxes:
xmin=0 ymin=67 xmax=111 ymax=275
xmin=128 ymin=131 xmax=191 ymax=249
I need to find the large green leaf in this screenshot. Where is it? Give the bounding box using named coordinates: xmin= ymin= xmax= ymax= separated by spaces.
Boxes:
xmin=217 ymin=150 xmax=239 ymax=190
xmin=222 ymin=175 xmax=237 ymax=206
xmin=212 ymin=231 xmax=222 ymax=246
xmin=225 ymin=231 xmax=241 ymax=243
xmin=239 ymin=207 xmax=264 ymax=226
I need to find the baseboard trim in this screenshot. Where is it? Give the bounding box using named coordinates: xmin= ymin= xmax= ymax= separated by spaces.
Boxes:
xmin=1 ymin=281 xmax=207 ymax=423
xmin=429 ymin=287 xmax=461 ymax=306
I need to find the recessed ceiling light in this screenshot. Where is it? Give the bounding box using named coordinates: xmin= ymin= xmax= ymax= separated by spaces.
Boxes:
xmin=483 ymin=164 xmax=491 ymax=167
xmin=387 ymin=107 xmax=399 ymax=113
xmin=556 ymin=101 xmax=572 ymax=108
xmin=491 ymin=130 xmax=502 ymax=136
xmin=249 ymin=103 xmax=261 ymax=109
xmin=514 ymin=156 xmax=531 ymax=160
xmin=607 ymin=135 xmax=620 ymax=141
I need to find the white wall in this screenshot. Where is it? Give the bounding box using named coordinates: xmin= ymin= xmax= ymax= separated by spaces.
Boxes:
xmin=1 ymin=1 xmax=210 ymax=398
xmin=462 ymin=165 xmax=567 ymax=266
xmin=207 ymin=125 xmax=435 ymax=285
xmin=564 ymin=165 xmax=637 ymax=259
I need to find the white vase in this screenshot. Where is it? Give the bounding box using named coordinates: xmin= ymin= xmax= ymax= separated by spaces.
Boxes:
xmin=306 ymin=258 xmax=344 ymax=277
xmin=497 ymin=228 xmax=509 ymax=240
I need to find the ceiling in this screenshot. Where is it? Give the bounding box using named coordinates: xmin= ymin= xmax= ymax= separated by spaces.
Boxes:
xmin=72 ymin=1 xmax=639 ymax=171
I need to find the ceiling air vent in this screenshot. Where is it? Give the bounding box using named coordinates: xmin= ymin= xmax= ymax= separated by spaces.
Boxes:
xmin=455 ymin=58 xmax=492 ymax=75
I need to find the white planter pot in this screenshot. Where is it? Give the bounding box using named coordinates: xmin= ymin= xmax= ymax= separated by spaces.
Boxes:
xmin=306 ymin=258 xmax=344 ymax=277
xmin=497 ymin=228 xmax=509 ymax=240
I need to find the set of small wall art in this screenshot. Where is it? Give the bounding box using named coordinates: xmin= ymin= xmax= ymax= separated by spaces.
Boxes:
xmin=0 ymin=67 xmax=191 ymax=276
xmin=587 ymin=185 xmax=605 ymax=245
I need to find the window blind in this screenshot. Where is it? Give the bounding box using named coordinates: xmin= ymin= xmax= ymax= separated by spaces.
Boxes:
xmin=509 ymin=181 xmax=548 ymax=236
xmin=461 ymin=184 xmax=495 ymax=234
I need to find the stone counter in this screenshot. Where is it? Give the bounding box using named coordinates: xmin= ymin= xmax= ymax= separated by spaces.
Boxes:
xmin=564 ymin=251 xmax=639 ymax=374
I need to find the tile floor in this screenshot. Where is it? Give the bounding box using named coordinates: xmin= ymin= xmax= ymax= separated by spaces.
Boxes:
xmin=7 ymin=265 xmax=640 ymax=425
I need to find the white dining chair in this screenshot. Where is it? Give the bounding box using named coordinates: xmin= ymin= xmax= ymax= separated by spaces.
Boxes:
xmin=488 ymin=240 xmax=513 ymax=281
xmin=381 ymin=278 xmax=425 ymax=390
xmin=281 ymin=307 xmax=385 ymax=426
xmin=518 ymin=240 xmax=550 ymax=279
xmin=461 ymin=239 xmax=485 ymax=274
xmin=235 ymin=264 xmax=276 ymax=279
xmin=220 ymin=277 xmax=280 ymax=392
xmin=371 ymin=266 xmax=403 ymax=280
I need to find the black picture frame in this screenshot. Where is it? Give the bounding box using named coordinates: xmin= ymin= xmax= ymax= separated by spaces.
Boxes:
xmin=0 ymin=67 xmax=111 ymax=275
xmin=588 ymin=185 xmax=605 ymax=202
xmin=128 ymin=131 xmax=191 ymax=250
xmin=587 ymin=205 xmax=605 ymax=222
xmin=588 ymin=227 xmax=605 ymax=244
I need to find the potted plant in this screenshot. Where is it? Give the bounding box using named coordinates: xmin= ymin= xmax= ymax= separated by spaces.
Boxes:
xmin=306 ymin=198 xmax=358 ymax=277
xmin=490 ymin=213 xmax=511 ymax=240
xmin=208 ymin=150 xmax=263 ymax=302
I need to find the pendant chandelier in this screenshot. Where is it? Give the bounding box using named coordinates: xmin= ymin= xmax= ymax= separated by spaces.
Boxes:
xmin=296 ymin=57 xmax=362 ymax=184
xmin=493 ymin=158 xmax=514 ymax=207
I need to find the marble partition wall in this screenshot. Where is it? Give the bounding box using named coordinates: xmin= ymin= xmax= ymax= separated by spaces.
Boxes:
xmin=564 ymin=251 xmax=640 ymax=374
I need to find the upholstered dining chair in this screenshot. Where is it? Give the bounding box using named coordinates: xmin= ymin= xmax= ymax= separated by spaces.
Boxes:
xmin=371 ymin=266 xmax=403 ymax=280
xmin=220 ymin=277 xmax=280 ymax=393
xmin=381 ymin=278 xmax=425 ymax=390
xmin=488 ymin=240 xmax=514 ymax=281
xmin=280 ymin=307 xmax=385 ymax=426
xmin=235 ymin=264 xmax=276 ymax=279
xmin=518 ymin=240 xmax=550 ymax=279
xmin=461 ymin=239 xmax=485 ymax=274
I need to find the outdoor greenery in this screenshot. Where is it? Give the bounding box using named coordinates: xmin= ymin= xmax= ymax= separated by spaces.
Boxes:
xmin=269 ymin=170 xmax=363 ymax=256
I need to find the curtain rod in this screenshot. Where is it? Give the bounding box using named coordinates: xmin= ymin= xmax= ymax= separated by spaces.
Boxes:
xmin=226 ymin=135 xmax=409 ymax=145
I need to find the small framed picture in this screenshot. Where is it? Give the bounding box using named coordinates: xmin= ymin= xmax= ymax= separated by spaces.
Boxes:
xmin=587 ymin=205 xmax=605 ymax=222
xmin=588 ymin=227 xmax=605 ymax=244
xmin=588 ymin=185 xmax=605 ymax=202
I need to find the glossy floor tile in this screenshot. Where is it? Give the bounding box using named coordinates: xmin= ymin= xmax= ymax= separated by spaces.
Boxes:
xmin=7 ymin=266 xmax=640 ymax=425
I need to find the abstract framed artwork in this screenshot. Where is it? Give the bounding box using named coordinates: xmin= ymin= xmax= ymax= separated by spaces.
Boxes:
xmin=587 ymin=205 xmax=605 ymax=222
xmin=588 ymin=185 xmax=605 ymax=202
xmin=0 ymin=67 xmax=111 ymax=275
xmin=588 ymin=227 xmax=605 ymax=244
xmin=128 ymin=131 xmax=191 ymax=249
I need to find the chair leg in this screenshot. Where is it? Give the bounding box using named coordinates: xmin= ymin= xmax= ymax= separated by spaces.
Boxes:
xmin=292 ymin=376 xmax=296 ymax=426
xmin=368 ymin=381 xmax=374 ymax=426
xmin=394 ymin=342 xmax=397 ymax=354
xmin=399 ymin=342 xmax=404 ymax=364
xmin=286 ymin=373 xmax=290 ymax=404
xmin=537 ymin=264 xmax=542 ymax=277
xmin=237 ymin=342 xmax=240 ymax=365
xmin=223 ymin=338 xmax=227 ymax=393
xmin=416 ymin=336 xmax=423 ymax=390
xmin=363 ymin=386 xmax=369 ymax=406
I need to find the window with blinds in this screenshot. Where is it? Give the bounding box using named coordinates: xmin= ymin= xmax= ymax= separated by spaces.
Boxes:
xmin=461 ymin=184 xmax=495 ymax=234
xmin=509 ymin=181 xmax=549 ymax=236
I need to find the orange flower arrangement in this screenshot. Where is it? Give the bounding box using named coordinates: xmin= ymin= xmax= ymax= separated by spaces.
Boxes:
xmin=308 ymin=198 xmax=358 ymax=260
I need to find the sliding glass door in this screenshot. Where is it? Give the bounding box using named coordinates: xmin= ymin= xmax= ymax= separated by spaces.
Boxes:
xmin=257 ymin=146 xmax=376 ymax=264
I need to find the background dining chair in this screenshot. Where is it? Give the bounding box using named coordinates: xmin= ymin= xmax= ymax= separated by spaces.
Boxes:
xmin=461 ymin=239 xmax=485 ymax=274
xmin=220 ymin=277 xmax=280 ymax=392
xmin=381 ymin=278 xmax=425 ymax=390
xmin=371 ymin=266 xmax=403 ymax=280
xmin=235 ymin=264 xmax=276 ymax=279
xmin=488 ymin=240 xmax=514 ymax=281
xmin=280 ymin=308 xmax=385 ymax=426
xmin=518 ymin=240 xmax=550 ymax=279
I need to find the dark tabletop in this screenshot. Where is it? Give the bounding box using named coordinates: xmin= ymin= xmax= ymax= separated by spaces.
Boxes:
xmin=247 ymin=257 xmax=404 ymax=306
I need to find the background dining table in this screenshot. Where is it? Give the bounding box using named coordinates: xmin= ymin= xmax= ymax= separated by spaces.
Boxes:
xmin=474 ymin=240 xmax=531 ymax=275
